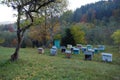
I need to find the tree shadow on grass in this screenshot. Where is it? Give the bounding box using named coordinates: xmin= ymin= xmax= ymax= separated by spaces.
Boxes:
xmin=0 ymin=59 xmax=12 ymax=67
xmin=0 ymin=58 xmax=29 ymax=68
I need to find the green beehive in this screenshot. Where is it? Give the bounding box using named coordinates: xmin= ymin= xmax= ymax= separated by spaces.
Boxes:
xmin=54 ymin=40 xmax=60 ymax=48
xmin=87 ymin=45 xmax=92 ymax=50
xmin=94 ymin=48 xmax=99 ymax=54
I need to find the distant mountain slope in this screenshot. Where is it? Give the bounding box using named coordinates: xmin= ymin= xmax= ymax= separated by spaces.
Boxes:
xmin=72 ymin=0 xmax=120 ymax=23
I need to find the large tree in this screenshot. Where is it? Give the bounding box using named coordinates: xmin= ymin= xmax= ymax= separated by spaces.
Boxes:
xmin=1 ymin=0 xmax=56 ymax=61
xmin=111 ymin=30 xmax=120 ymax=45
xmin=29 ymin=0 xmax=68 ymax=47
xmin=111 ymin=29 xmax=120 ymax=53
xmin=70 ymin=24 xmax=86 ymax=44
xmin=61 ymin=28 xmax=75 ymax=46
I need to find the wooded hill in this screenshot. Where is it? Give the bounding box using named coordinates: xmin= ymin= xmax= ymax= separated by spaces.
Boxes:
xmin=72 ymin=0 xmax=120 ymax=23
xmin=0 ymin=0 xmax=120 ymax=47
xmin=60 ymin=0 xmax=120 ymax=46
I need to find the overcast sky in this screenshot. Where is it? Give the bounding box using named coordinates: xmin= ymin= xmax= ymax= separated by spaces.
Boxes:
xmin=0 ymin=0 xmax=100 ymax=23
xmin=68 ymin=0 xmax=100 ymax=10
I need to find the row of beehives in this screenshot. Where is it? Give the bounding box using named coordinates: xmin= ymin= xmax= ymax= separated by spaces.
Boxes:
xmin=38 ymin=44 xmax=112 ymax=62
xmin=61 ymin=44 xmax=105 ymax=55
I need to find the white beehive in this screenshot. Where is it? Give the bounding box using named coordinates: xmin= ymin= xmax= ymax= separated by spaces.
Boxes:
xmin=65 ymin=50 xmax=71 ymax=54
xmin=50 ymin=46 xmax=57 ymax=56
xmin=61 ymin=46 xmax=66 ymax=53
xmin=65 ymin=50 xmax=72 ymax=58
xmin=38 ymin=48 xmax=44 ymax=54
xmin=102 ymin=53 xmax=112 ymax=62
xmin=76 ymin=44 xmax=82 ymax=49
xmin=67 ymin=44 xmax=72 ymax=49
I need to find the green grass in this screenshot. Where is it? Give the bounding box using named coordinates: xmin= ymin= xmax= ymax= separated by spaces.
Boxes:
xmin=0 ymin=46 xmax=120 ymax=80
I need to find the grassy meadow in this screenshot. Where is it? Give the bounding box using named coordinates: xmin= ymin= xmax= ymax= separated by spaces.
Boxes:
xmin=0 ymin=46 xmax=120 ymax=80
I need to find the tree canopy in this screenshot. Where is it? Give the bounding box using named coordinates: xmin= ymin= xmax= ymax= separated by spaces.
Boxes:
xmin=111 ymin=30 xmax=120 ymax=45
xmin=0 ymin=0 xmax=59 ymax=61
xmin=70 ymin=24 xmax=86 ymax=44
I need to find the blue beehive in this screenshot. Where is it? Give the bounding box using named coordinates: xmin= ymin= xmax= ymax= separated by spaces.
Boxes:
xmin=73 ymin=48 xmax=80 ymax=54
xmin=98 ymin=45 xmax=105 ymax=51
xmin=82 ymin=47 xmax=87 ymax=53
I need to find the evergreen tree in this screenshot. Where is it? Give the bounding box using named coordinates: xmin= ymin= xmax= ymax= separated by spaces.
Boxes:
xmin=61 ymin=28 xmax=75 ymax=46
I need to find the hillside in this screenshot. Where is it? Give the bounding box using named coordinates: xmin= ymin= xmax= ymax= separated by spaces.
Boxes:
xmin=72 ymin=0 xmax=120 ymax=23
xmin=0 ymin=46 xmax=120 ymax=80
xmin=59 ymin=0 xmax=120 ymax=46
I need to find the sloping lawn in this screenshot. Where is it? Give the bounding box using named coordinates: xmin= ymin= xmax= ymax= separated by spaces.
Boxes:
xmin=0 ymin=46 xmax=120 ymax=80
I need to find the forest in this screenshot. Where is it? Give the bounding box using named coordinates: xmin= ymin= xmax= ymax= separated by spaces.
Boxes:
xmin=0 ymin=0 xmax=120 ymax=48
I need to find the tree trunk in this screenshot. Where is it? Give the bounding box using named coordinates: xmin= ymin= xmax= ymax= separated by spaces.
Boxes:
xmin=10 ymin=7 xmax=22 ymax=61
xmin=11 ymin=43 xmax=20 ymax=61
xmin=11 ymin=30 xmax=23 ymax=61
xmin=49 ymin=11 xmax=54 ymax=46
